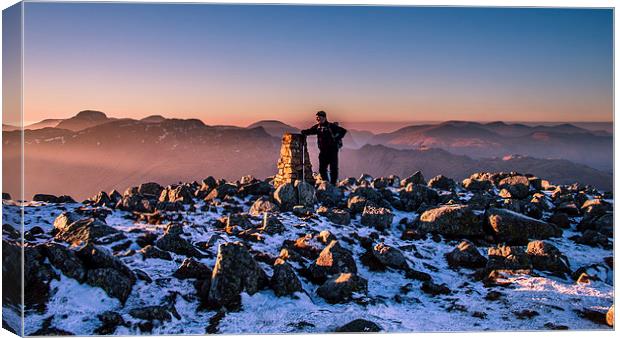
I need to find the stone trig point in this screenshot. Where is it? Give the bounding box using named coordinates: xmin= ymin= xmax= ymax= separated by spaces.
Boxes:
xmin=273 ymin=133 xmax=314 ymax=188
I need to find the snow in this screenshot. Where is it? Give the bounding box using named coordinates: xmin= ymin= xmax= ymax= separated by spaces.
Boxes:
xmin=2 ymin=193 xmax=614 ymax=335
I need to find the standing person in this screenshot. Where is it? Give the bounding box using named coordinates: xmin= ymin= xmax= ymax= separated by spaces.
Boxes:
xmin=301 ymin=111 xmax=347 ymax=185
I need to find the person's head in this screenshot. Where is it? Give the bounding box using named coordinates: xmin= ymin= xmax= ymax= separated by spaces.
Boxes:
xmin=315 ymin=111 xmax=327 ymax=124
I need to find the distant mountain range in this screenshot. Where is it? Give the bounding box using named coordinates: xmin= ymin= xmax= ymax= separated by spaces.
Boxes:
xmin=2 ymin=111 xmax=612 ymax=199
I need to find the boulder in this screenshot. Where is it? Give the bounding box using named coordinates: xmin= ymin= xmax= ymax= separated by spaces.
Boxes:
xmin=320 ymin=207 xmax=351 ymax=225
xmin=249 ymin=197 xmax=279 ymax=216
xmin=372 ymin=243 xmax=409 ymax=270
xmin=428 ymin=175 xmax=456 ymax=190
xmin=486 ymin=245 xmax=532 ymax=272
xmin=308 ymin=240 xmax=357 ymax=283
xmin=462 ymin=178 xmax=493 ymax=191
xmin=140 ymin=245 xmax=173 ymax=261
xmin=273 ymin=183 xmax=297 ymax=211
xmin=138 ymin=182 xmax=164 ymax=198
xmin=295 ymin=180 xmax=316 ymax=207
xmin=204 ymin=183 xmax=238 ymax=201
xmin=159 ymin=184 xmax=194 ymax=204
xmin=237 ymin=181 xmax=272 ymax=197
xmin=94 ymin=311 xmax=127 ymax=335
xmin=155 ymin=224 xmax=203 ymax=257
xmin=173 ymin=258 xmax=212 ymax=279
xmin=207 ymin=242 xmax=268 ymax=310
xmin=607 ymin=305 xmax=614 ymax=327
xmin=316 ymin=181 xmax=343 ymax=207
xmin=129 ymin=305 xmax=172 ymax=322
xmin=23 ymin=245 xmax=59 ymax=311
xmin=401 ymin=171 xmax=426 ymax=187
xmin=54 ymin=218 xmax=122 ymax=246
xmin=445 ymin=240 xmax=487 ymax=269
xmin=497 ymin=175 xmax=530 ymax=199
xmin=335 ymin=319 xmax=382 ymax=332
xmin=399 ymin=184 xmax=439 ymax=211
xmin=40 ymin=243 xmax=86 ymax=282
xmin=270 ymin=258 xmax=303 ymax=297
xmin=86 ymin=268 xmax=134 ymax=304
xmin=526 ymin=240 xmax=570 ymax=274
xmin=487 ymin=208 xmax=562 ymax=244
xmin=316 ymin=273 xmax=368 ymax=304
xmin=360 ymin=205 xmax=393 ymax=231
xmin=346 ymin=195 xmax=368 ymax=214
xmin=416 ymin=204 xmax=484 ymax=237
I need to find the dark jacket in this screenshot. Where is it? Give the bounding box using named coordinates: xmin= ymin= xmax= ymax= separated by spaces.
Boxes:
xmin=301 ymin=121 xmax=347 ymax=151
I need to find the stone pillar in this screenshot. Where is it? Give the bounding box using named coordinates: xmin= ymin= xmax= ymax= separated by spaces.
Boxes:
xmin=274 ymin=133 xmax=314 ymax=188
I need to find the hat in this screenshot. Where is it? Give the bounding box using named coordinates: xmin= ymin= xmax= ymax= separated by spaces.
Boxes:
xmin=316 ymin=111 xmax=327 ymax=117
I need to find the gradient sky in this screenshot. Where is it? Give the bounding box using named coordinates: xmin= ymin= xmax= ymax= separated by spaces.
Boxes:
xmin=18 ymin=3 xmax=613 ymax=126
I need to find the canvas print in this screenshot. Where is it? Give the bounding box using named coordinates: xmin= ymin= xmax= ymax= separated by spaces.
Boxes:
xmin=1 ymin=2 xmax=614 ymax=336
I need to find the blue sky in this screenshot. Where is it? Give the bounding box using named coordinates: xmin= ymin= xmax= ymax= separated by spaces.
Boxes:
xmin=17 ymin=3 xmax=613 ymax=125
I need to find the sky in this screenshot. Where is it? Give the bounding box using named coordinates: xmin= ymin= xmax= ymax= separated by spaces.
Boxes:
xmin=12 ymin=3 xmax=614 ymax=126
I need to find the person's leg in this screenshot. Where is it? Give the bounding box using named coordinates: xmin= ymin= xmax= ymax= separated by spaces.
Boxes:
xmin=318 ymin=151 xmax=330 ymax=182
xmin=329 ymin=150 xmax=339 ymax=185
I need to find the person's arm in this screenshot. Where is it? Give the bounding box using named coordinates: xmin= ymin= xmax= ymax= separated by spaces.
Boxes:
xmin=301 ymin=124 xmax=318 ymax=136
xmin=335 ymin=124 xmax=347 ymax=139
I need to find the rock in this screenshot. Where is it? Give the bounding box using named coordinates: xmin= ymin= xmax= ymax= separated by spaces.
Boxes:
xmin=93 ymin=311 xmax=127 ymax=335
xmin=55 ymin=217 xmax=122 ymax=246
xmin=205 ymin=183 xmax=238 ymax=201
xmin=76 ymin=244 xmax=135 ymax=281
xmin=155 ymin=225 xmax=202 ymax=257
xmin=421 ymin=281 xmax=451 ymax=296
xmin=117 ymin=193 xmax=154 ymax=213
xmin=86 ymin=268 xmax=134 ymax=304
xmin=445 ymin=240 xmax=487 ymax=269
xmin=40 ymin=243 xmax=86 ymax=282
xmin=401 ymin=171 xmax=426 ymax=187
xmin=292 ymin=205 xmax=313 ymax=217
xmin=486 ymin=245 xmax=532 ymax=272
xmin=360 ymin=205 xmax=393 ymax=231
xmin=416 ymin=204 xmax=484 ymax=237
xmin=346 ymin=195 xmax=368 ymax=214
xmin=94 ymin=311 xmax=127 ymax=335
xmin=335 ymin=319 xmax=382 ymax=332
xmin=572 ymin=230 xmax=612 ymax=249
xmin=258 ymin=214 xmax=285 ymax=234
xmin=526 ymin=240 xmax=570 ymax=275
xmin=138 ymin=182 xmax=164 ymax=198
xmin=487 ymin=208 xmax=562 ymax=244
xmin=462 ymin=178 xmax=493 ymax=191
xmin=173 ymin=258 xmax=212 ymax=279
xmin=398 ymin=184 xmax=439 ymax=211
xmin=316 ymin=273 xmax=368 ymax=304
xmin=548 ymin=212 xmax=570 ymax=229
xmin=160 ymin=184 xmax=194 ymax=204
xmin=207 ymin=242 xmax=268 ymax=310
xmin=372 ymin=243 xmax=409 ymax=270
xmin=90 ymin=191 xmax=114 ymax=208
xmin=2 ymin=192 xmax=11 ymax=200
xmin=607 ymin=305 xmax=614 ymax=327
xmin=33 ymin=194 xmax=76 ymax=203
xmin=316 ymin=181 xmax=343 ymax=207
xmin=23 ymin=245 xmax=59 ymax=311
xmin=371 ymin=177 xmax=390 ymax=190
xmin=428 ymin=175 xmax=455 ymax=190
xmin=238 ymin=180 xmax=272 ymax=197
xmin=226 ymin=213 xmax=254 ymax=230
xmin=129 ymin=305 xmax=172 ymax=322
xmin=249 ymin=197 xmax=279 ymax=216
xmin=273 ymin=182 xmax=297 ymax=211
xmin=140 ymin=245 xmax=173 ymax=261
xmin=295 ymin=180 xmax=316 ymax=207
xmin=136 ymin=232 xmax=158 ymax=248
xmin=53 ymin=212 xmax=82 ymax=233
xmin=308 ymin=240 xmax=357 ymax=283
xmin=498 ymin=175 xmax=530 ymax=199
xmin=270 ymin=258 xmax=303 ymax=297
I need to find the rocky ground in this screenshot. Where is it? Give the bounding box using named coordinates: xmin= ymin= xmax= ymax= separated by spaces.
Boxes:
xmin=2 ymin=171 xmax=615 ymax=335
